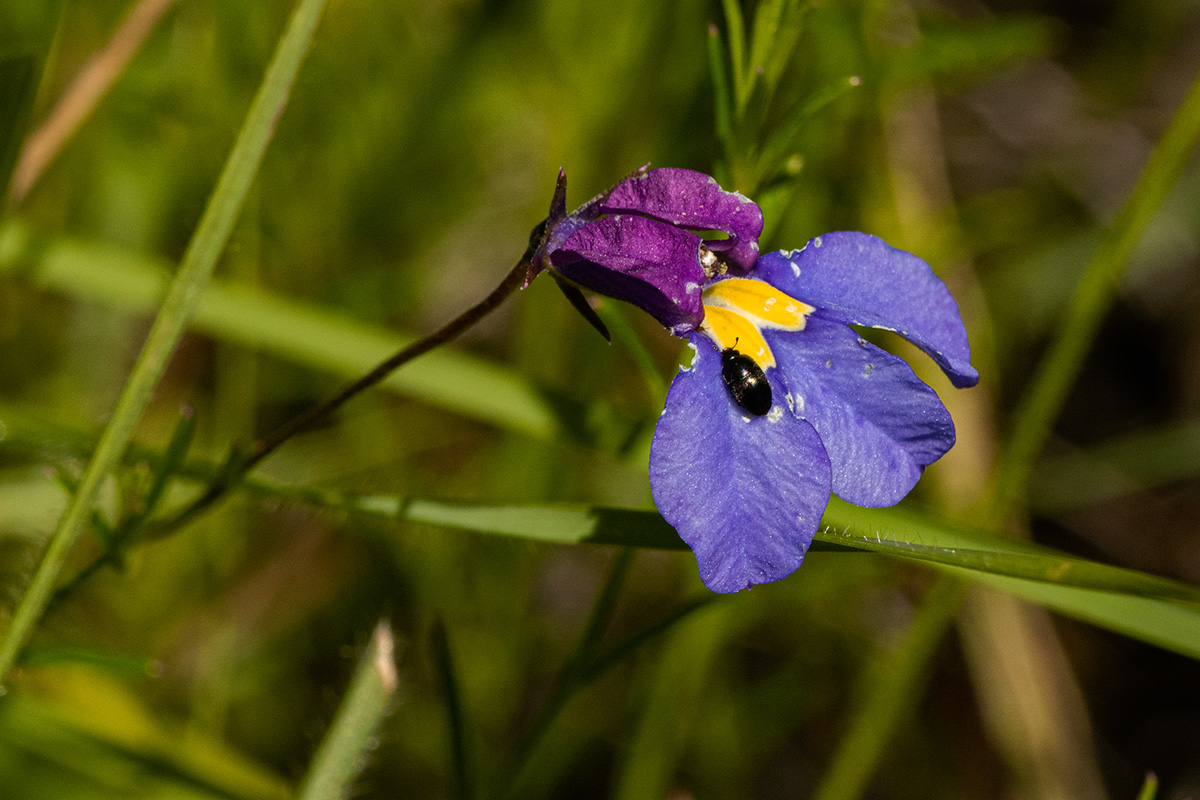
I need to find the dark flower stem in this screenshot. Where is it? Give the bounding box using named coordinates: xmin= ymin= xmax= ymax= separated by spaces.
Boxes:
xmin=154 ymin=253 xmax=531 ymax=538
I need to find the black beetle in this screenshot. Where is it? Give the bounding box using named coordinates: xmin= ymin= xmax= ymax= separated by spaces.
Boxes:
xmin=721 ymin=347 xmax=772 ymax=415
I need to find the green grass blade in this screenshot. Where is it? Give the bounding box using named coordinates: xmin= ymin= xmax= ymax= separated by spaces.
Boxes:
xmin=297 ymin=621 xmax=398 ymax=800
xmin=743 ymin=0 xmax=785 ymax=106
xmin=10 ymin=394 xmax=1199 ymax=661
xmin=706 ymin=23 xmax=734 ymax=167
xmin=0 ymin=1 xmax=63 ymax=206
xmin=431 ymin=621 xmax=474 ymax=800
xmin=396 ymin=500 xmax=1200 ymax=658
xmin=1030 ymin=418 xmax=1200 ymax=512
xmin=594 ymin=302 xmax=668 ymax=402
xmin=817 ymin=500 xmax=1200 ymax=604
xmin=0 ymin=223 xmax=556 ymax=437
xmin=720 ymin=0 xmax=747 ymax=112
xmin=810 ymin=577 xmax=965 ymax=800
xmin=991 ymin=66 xmax=1200 ymax=515
xmin=1136 ymin=772 xmax=1159 ymax=800
xmin=754 ymin=75 xmax=861 ymax=187
xmin=0 ymin=0 xmax=330 ymax=684
xmin=402 ymin=499 xmax=687 ymax=550
xmin=613 ymin=603 xmax=730 ymax=800
xmin=401 ymin=498 xmax=1200 ymax=603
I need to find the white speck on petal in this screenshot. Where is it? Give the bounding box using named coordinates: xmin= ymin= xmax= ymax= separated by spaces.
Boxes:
xmin=794 ymin=394 xmax=805 ymax=412
xmin=684 ymin=281 xmax=700 ymax=294
xmin=813 ymin=236 xmax=822 ymax=247
xmin=742 ymin=415 xmax=752 ymax=423
xmin=790 ymin=261 xmax=800 ymax=277
xmin=764 ymin=297 xmax=776 ymax=310
xmin=785 ymin=392 xmax=794 ymax=412
xmin=825 ymin=359 xmax=832 ymax=368
xmin=767 ymin=406 xmax=784 ymax=423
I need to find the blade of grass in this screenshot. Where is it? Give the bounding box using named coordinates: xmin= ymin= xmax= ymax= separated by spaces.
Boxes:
xmin=594 ymin=301 xmax=668 ymax=402
xmin=497 ymin=550 xmax=634 ymax=800
xmin=11 ymin=399 xmax=1200 ymax=660
xmin=753 ymin=74 xmax=862 ymax=188
xmin=399 ymin=498 xmax=1200 ymax=604
xmin=0 ymin=223 xmax=556 ymax=438
xmin=613 ymin=603 xmax=730 ymax=800
xmin=1030 ymin=418 xmax=1200 ymax=513
xmin=8 ymin=0 xmax=178 ymax=205
xmin=0 ymin=1 xmax=63 ymax=206
xmin=396 ymin=500 xmax=1200 ymax=659
xmin=810 ymin=577 xmax=966 ymax=800
xmin=296 ymin=621 xmax=398 ymax=800
xmin=810 ymin=62 xmax=1200 ymax=800
xmin=0 ymin=0 xmax=330 ymax=684
xmin=720 ymin=0 xmax=747 ymax=113
xmin=989 ymin=66 xmax=1200 ymax=517
xmin=432 ymin=621 xmax=474 ymax=800
xmin=706 ymin=23 xmax=734 ymax=174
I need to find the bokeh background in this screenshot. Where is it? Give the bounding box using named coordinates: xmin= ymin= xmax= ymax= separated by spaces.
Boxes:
xmin=2 ymin=0 xmax=1200 ymax=798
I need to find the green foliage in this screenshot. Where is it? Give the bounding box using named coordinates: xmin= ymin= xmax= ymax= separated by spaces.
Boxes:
xmin=2 ymin=0 xmax=1200 ymax=798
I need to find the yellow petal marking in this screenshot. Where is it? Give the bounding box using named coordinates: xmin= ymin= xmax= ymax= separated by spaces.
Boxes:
xmin=702 ymin=277 xmax=813 ymax=331
xmin=700 ymin=305 xmax=775 ymax=369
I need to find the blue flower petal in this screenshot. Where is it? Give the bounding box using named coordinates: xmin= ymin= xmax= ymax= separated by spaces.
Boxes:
xmin=767 ymin=317 xmax=956 ymax=507
xmin=649 ymin=339 xmax=832 ymax=593
xmin=756 ymin=233 xmax=979 ymax=388
xmin=551 ymin=215 xmax=707 ymax=335
xmin=599 ymin=168 xmax=763 ymax=271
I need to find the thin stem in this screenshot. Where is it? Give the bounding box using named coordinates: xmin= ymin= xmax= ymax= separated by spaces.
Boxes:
xmin=988 ymin=66 xmax=1200 ymax=519
xmin=432 ymin=620 xmax=475 ymax=800
xmin=9 ymin=0 xmax=178 ymax=205
xmin=0 ymin=0 xmax=329 ymax=685
xmin=809 ymin=577 xmax=967 ymax=800
xmin=495 ymin=549 xmax=635 ymax=800
xmin=296 ymin=621 xmax=398 ymax=800
xmin=150 ymin=255 xmax=529 ymax=537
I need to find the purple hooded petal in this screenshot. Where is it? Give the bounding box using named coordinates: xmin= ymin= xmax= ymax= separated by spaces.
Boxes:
xmin=649 ymin=340 xmax=832 ymax=593
xmin=599 ymin=168 xmax=764 ymax=271
xmin=551 ymin=215 xmax=707 ymax=335
xmin=756 ymin=233 xmax=979 ymax=388
xmin=767 ymin=317 xmax=956 ymax=507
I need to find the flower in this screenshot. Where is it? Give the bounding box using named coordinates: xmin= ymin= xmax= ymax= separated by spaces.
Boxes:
xmin=649 ymin=232 xmax=978 ymax=593
xmin=529 ymin=166 xmax=764 ymax=336
xmin=527 ymin=166 xmax=976 ymax=592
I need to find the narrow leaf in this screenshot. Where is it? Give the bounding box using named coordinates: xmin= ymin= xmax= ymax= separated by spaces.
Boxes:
xmin=297 ymin=621 xmax=398 ymax=800
xmin=0 ymin=0 xmax=331 ymax=683
xmin=0 ymin=223 xmax=557 ymax=438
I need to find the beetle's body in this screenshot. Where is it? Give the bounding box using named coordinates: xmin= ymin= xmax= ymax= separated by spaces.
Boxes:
xmin=720 ymin=348 xmax=772 ymax=416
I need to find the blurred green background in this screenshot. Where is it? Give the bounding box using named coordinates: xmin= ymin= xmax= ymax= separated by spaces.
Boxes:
xmin=2 ymin=0 xmax=1200 ymax=798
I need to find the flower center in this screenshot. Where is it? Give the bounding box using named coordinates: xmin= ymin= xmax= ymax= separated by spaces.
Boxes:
xmin=699 ymin=278 xmax=814 ymax=369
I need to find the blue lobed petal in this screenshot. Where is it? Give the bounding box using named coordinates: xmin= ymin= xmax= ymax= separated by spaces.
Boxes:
xmin=756 ymin=233 xmax=979 ymax=388
xmin=649 ymin=339 xmax=833 ymax=593
xmin=767 ymin=317 xmax=956 ymax=507
xmin=551 ymin=215 xmax=707 ymax=335
xmin=599 ymin=168 xmax=764 ymax=271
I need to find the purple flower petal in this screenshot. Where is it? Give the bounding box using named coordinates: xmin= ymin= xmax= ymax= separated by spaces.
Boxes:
xmin=551 ymin=215 xmax=707 ymax=335
xmin=599 ymin=168 xmax=764 ymax=271
xmin=767 ymin=317 xmax=956 ymax=507
xmin=649 ymin=339 xmax=832 ymax=592
xmin=756 ymin=233 xmax=979 ymax=388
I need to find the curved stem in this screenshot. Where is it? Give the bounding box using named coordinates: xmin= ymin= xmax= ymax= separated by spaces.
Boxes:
xmin=152 ymin=255 xmax=531 ymax=537
xmin=44 ymin=255 xmax=532 ymax=615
